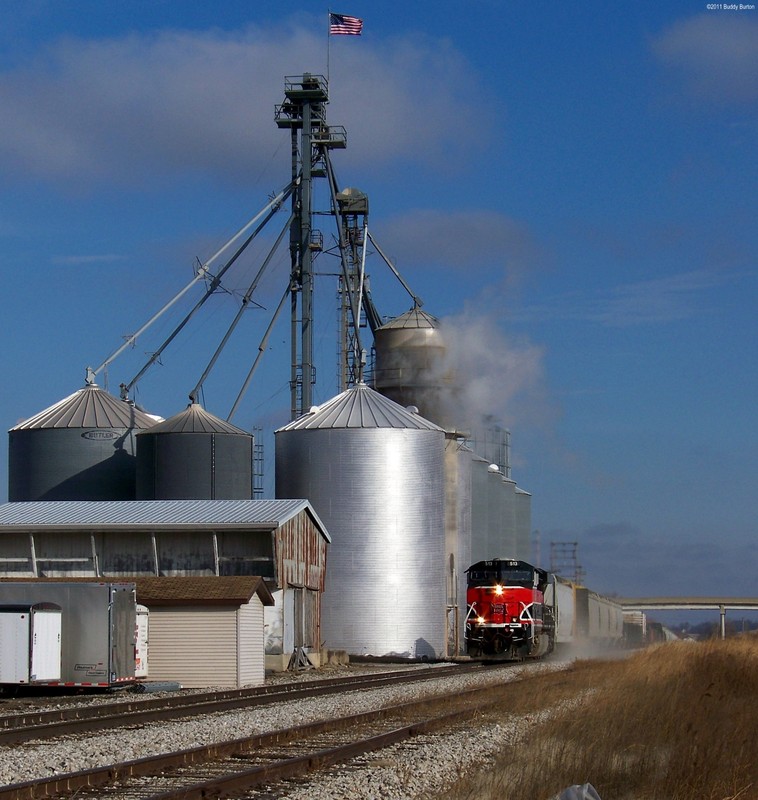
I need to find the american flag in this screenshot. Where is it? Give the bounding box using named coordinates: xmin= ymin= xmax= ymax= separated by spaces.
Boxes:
xmin=329 ymin=13 xmax=363 ymax=35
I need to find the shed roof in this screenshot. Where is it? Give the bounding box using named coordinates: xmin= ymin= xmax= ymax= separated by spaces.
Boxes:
xmin=134 ymin=576 xmax=274 ymax=607
xmin=276 ymin=383 xmax=443 ymax=432
xmin=0 ymin=576 xmax=274 ymax=607
xmin=10 ymin=384 xmax=158 ymax=431
xmin=0 ymin=499 xmax=331 ymax=542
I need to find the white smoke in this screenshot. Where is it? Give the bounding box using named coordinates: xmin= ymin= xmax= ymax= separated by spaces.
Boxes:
xmin=437 ymin=310 xmax=552 ymax=435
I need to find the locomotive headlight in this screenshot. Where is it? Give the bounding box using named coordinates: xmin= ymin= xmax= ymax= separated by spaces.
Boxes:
xmin=494 ymin=585 xmax=504 ymax=596
xmin=477 ymin=616 xmax=485 ymax=625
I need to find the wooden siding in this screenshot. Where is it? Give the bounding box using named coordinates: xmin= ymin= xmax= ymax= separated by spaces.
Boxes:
xmin=270 ymin=514 xmax=327 ymax=660
xmin=275 ymin=515 xmax=327 ymax=591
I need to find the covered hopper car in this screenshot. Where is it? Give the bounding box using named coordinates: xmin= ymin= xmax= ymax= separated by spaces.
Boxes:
xmin=465 ymin=558 xmax=623 ymax=659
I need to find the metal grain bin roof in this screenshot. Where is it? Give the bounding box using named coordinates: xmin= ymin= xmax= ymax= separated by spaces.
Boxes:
xmin=377 ymin=307 xmax=439 ymax=330
xmin=277 ymin=383 xmax=444 ymax=432
xmin=0 ymin=499 xmax=330 ymax=540
xmin=10 ymin=384 xmax=158 ymax=431
xmin=139 ymin=402 xmax=248 ymax=435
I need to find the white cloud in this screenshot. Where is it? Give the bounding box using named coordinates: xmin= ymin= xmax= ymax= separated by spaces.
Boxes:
xmin=0 ymin=23 xmax=489 ymax=188
xmin=374 ymin=209 xmax=536 ymax=277
xmin=652 ymin=14 xmax=758 ymax=105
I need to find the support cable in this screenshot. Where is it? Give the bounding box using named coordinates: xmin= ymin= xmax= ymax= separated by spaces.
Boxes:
xmin=118 ymin=183 xmax=295 ymax=400
xmin=228 ymin=283 xmax=291 ymax=422
xmin=366 ymin=229 xmax=424 ymax=309
xmin=86 ymin=181 xmax=295 ymax=386
xmin=188 ymin=212 xmax=294 ymax=404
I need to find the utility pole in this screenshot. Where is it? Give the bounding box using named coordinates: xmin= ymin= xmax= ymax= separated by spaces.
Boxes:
xmin=549 ymin=541 xmax=585 ymax=584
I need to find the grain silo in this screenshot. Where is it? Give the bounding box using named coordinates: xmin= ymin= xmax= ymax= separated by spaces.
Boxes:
xmin=8 ymin=383 xmax=157 ymax=502
xmin=373 ymin=307 xmax=458 ymax=430
xmin=136 ymin=402 xmax=253 ymax=500
xmin=470 ymin=458 xmax=521 ymax=563
xmin=275 ymin=383 xmax=448 ymax=659
xmin=443 ymin=434 xmax=472 ymax=654
xmin=514 ymin=487 xmax=532 ymax=561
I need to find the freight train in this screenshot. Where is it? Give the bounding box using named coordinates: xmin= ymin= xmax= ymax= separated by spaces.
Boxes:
xmin=465 ymin=558 xmax=624 ymax=659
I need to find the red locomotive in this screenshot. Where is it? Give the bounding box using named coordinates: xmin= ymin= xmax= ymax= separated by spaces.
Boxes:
xmin=465 ymin=558 xmax=555 ymax=659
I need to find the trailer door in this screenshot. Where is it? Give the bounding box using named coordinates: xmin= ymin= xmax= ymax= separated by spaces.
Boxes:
xmin=109 ymin=586 xmax=137 ymax=682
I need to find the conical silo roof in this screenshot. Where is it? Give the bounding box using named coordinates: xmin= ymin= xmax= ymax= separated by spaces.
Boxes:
xmin=276 ymin=383 xmax=444 ymax=431
xmin=10 ymin=384 xmax=158 ymax=431
xmin=376 ymin=306 xmax=439 ymax=330
xmin=140 ymin=402 xmax=248 ymax=435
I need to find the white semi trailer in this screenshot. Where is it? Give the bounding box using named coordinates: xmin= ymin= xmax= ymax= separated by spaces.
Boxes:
xmin=0 ymin=582 xmax=141 ymax=687
xmin=0 ymin=602 xmax=62 ymax=685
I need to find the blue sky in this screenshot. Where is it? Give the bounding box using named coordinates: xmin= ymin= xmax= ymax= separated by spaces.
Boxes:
xmin=1 ymin=1 xmax=756 ymax=615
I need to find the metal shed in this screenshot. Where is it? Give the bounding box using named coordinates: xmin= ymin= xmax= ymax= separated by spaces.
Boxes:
xmin=0 ymin=499 xmax=330 ymax=671
xmin=133 ymin=577 xmax=274 ymax=688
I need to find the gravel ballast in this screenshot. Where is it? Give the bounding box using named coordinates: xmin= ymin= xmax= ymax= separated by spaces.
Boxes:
xmin=0 ymin=661 xmax=569 ymax=796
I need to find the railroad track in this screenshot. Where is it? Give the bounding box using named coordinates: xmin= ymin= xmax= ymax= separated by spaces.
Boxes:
xmin=0 ymin=662 xmax=490 ymax=746
xmin=0 ymin=674 xmax=509 ymax=800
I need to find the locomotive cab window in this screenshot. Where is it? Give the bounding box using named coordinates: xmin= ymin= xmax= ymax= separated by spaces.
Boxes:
xmin=501 ymin=569 xmax=534 ymax=585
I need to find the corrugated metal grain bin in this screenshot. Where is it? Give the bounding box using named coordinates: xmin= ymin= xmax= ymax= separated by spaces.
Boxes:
xmin=373 ymin=307 xmax=453 ymax=429
xmin=0 ymin=582 xmax=137 ymax=686
xmin=443 ymin=435 xmax=472 ymax=656
xmin=136 ymin=403 xmax=253 ymax=500
xmin=514 ymin=487 xmax=532 ymax=561
xmin=8 ymin=384 xmax=157 ymax=502
xmin=276 ymin=384 xmax=447 ymax=659
xmin=0 ymin=603 xmax=62 ymax=684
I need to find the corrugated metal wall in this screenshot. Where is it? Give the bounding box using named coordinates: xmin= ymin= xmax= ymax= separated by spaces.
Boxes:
xmin=28 ymin=531 xmax=97 ymax=578
xmin=444 ymin=436 xmax=472 ymax=656
xmin=277 ymin=426 xmax=446 ymax=658
xmin=9 ymin=428 xmax=141 ymax=502
xmin=0 ymin=533 xmax=32 ymax=576
xmin=514 ymin=489 xmax=532 ymax=561
xmin=98 ymin=531 xmax=156 ymax=576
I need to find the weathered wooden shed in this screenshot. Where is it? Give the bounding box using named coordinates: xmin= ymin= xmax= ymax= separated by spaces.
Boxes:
xmin=0 ymin=499 xmax=330 ymax=670
xmin=133 ymin=576 xmax=274 ymax=688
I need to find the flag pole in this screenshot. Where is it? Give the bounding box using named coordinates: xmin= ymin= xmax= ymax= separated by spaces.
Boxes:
xmin=327 ymin=9 xmax=331 ymax=85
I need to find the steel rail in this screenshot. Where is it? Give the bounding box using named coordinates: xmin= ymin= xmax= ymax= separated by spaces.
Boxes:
xmin=0 ymin=672 xmax=510 ymax=800
xmin=147 ymin=706 xmax=483 ymax=800
xmin=0 ymin=663 xmax=486 ymax=745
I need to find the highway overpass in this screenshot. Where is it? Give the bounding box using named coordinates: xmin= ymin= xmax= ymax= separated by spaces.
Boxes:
xmin=617 ymin=597 xmax=758 ymax=638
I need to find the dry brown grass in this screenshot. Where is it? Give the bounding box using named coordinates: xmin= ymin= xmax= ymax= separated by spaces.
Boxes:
xmin=440 ymin=637 xmax=758 ymax=800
